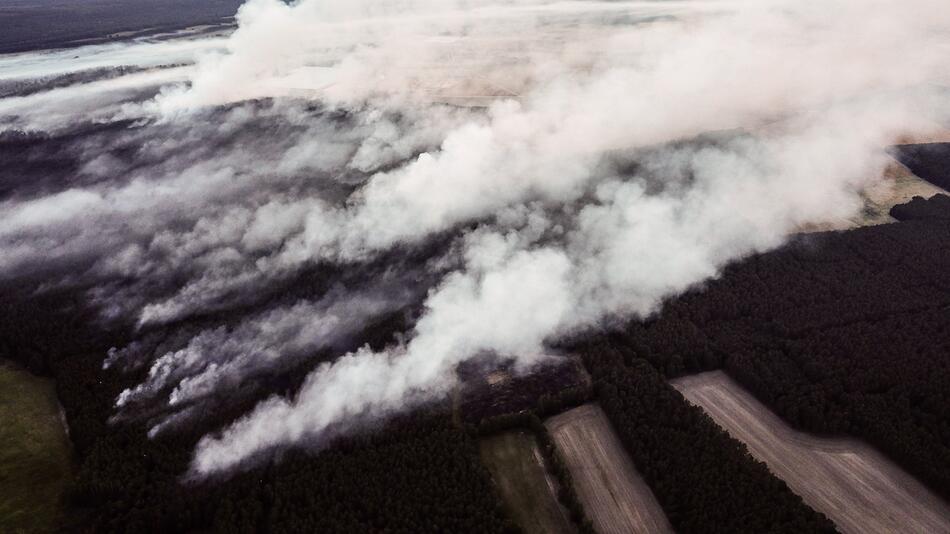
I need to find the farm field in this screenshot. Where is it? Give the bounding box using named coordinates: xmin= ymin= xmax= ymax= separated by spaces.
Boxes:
xmin=0 ymin=360 xmax=73 ymax=534
xmin=672 ymin=371 xmax=950 ymax=534
xmin=479 ymin=430 xmax=576 ymax=534
xmin=545 ymin=404 xmax=672 ymax=534
xmin=799 ymin=156 xmax=948 ymax=232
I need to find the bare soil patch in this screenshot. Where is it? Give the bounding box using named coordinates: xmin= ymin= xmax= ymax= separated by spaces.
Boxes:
xmin=545 ymin=404 xmax=672 ymax=534
xmin=799 ymin=157 xmax=947 ymax=232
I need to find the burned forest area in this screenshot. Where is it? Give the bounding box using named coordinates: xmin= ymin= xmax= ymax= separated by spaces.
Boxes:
xmin=1 ymin=137 xmax=949 ymax=533
xmin=5 ymin=0 xmax=950 ymax=531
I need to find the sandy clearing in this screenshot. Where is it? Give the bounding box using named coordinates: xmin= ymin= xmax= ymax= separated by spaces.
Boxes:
xmin=774 ymin=121 xmax=950 ymax=233
xmin=672 ymin=371 xmax=950 ymax=534
xmin=798 ymin=157 xmax=948 ymax=233
xmin=480 ymin=430 xmax=577 ymax=534
xmin=545 ymin=404 xmax=673 ymax=534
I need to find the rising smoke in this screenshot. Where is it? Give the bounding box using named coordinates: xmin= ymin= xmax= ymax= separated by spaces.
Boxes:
xmin=0 ymin=0 xmax=948 ymax=476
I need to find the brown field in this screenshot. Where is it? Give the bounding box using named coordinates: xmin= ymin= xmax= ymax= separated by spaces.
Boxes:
xmin=798 ymin=157 xmax=948 ymax=233
xmin=855 ymin=159 xmax=947 ymax=223
xmin=545 ymin=404 xmax=673 ymax=534
xmin=672 ymin=371 xmax=950 ymax=534
xmin=479 ymin=430 xmax=576 ymax=534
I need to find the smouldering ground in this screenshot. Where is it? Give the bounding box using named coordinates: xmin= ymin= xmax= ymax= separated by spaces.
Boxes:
xmin=0 ymin=361 xmax=73 ymax=534
xmin=672 ymin=371 xmax=950 ymax=534
xmin=545 ymin=404 xmax=673 ymax=534
xmin=479 ymin=430 xmax=576 ymax=534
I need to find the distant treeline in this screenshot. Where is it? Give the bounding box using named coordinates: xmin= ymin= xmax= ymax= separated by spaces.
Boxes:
xmin=0 ymin=0 xmax=241 ymax=54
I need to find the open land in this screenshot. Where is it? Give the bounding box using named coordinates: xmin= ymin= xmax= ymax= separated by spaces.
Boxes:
xmin=479 ymin=430 xmax=576 ymax=534
xmin=545 ymin=404 xmax=672 ymax=534
xmin=672 ymin=371 xmax=950 ymax=534
xmin=798 ymin=156 xmax=948 ymax=232
xmin=0 ymin=360 xmax=73 ymax=534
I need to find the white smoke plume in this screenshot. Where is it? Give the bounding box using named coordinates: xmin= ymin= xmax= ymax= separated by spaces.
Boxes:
xmin=0 ymin=0 xmax=948 ymax=476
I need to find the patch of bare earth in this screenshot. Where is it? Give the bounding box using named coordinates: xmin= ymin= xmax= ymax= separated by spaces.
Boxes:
xmin=545 ymin=404 xmax=673 ymax=534
xmin=798 ymin=157 xmax=948 ymax=233
xmin=795 ymin=125 xmax=950 ymax=233
xmin=479 ymin=430 xmax=576 ymax=534
xmin=672 ymin=371 xmax=950 ymax=534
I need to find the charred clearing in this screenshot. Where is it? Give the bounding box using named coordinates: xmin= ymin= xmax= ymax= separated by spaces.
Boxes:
xmin=458 ymin=357 xmax=589 ymax=423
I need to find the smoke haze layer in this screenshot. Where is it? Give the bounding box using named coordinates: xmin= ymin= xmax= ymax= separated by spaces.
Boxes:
xmin=1 ymin=0 xmax=948 ymax=476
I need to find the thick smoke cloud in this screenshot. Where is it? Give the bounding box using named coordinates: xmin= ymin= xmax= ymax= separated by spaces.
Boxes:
xmin=1 ymin=0 xmax=948 ymax=476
